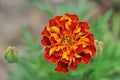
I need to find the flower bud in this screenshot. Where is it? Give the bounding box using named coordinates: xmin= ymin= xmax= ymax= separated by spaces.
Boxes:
xmin=95 ymin=40 xmax=103 ymax=56
xmin=4 ymin=46 xmax=19 ymax=63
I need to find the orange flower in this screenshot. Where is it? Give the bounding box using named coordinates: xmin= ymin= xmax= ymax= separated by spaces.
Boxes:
xmin=41 ymin=13 xmax=96 ymax=73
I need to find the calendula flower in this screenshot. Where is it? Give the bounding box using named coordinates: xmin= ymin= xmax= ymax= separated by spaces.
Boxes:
xmin=41 ymin=13 xmax=96 ymax=73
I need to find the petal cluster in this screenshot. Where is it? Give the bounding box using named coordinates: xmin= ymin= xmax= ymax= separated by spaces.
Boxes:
xmin=41 ymin=13 xmax=96 ymax=73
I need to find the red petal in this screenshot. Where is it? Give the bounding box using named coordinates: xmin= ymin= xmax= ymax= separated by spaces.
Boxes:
xmin=44 ymin=47 xmax=58 ymax=64
xmin=49 ymin=55 xmax=59 ymax=64
xmin=41 ymin=27 xmax=50 ymax=36
xmin=70 ymin=63 xmax=77 ymax=70
xmin=84 ymin=45 xmax=96 ymax=57
xmin=66 ymin=13 xmax=79 ymax=21
xmin=89 ymin=45 xmax=96 ymax=56
xmin=68 ymin=49 xmax=75 ymax=58
xmin=59 ymin=20 xmax=68 ymax=27
xmin=70 ymin=58 xmax=82 ymax=70
xmin=79 ymin=22 xmax=90 ymax=29
xmin=76 ymin=44 xmax=83 ymax=53
xmin=61 ymin=59 xmax=69 ymax=64
xmin=80 ymin=52 xmax=91 ymax=64
xmin=55 ymin=16 xmax=62 ymax=21
xmin=55 ymin=61 xmax=68 ymax=73
xmin=86 ymin=33 xmax=94 ymax=43
xmin=73 ymin=58 xmax=82 ymax=66
xmin=54 ymin=49 xmax=63 ymax=57
xmin=44 ymin=47 xmax=50 ymax=60
xmin=49 ymin=19 xmax=57 ymax=26
xmin=50 ymin=37 xmax=57 ymax=46
xmin=41 ymin=36 xmax=51 ymax=46
xmin=79 ymin=22 xmax=90 ymax=33
xmin=69 ymin=22 xmax=78 ymax=33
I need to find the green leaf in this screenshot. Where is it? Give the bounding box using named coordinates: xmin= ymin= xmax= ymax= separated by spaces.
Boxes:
xmin=22 ymin=26 xmax=33 ymax=42
xmin=102 ymin=9 xmax=113 ymax=23
xmin=112 ymin=13 xmax=120 ymax=39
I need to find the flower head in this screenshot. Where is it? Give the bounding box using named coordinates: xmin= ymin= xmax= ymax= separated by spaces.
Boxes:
xmin=41 ymin=13 xmax=96 ymax=73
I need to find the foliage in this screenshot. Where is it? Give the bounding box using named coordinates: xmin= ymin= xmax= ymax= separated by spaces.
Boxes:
xmin=7 ymin=0 xmax=120 ymax=80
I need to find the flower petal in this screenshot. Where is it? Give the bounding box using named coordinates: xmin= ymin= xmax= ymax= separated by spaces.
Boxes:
xmin=86 ymin=33 xmax=94 ymax=43
xmin=74 ymin=53 xmax=81 ymax=58
xmin=50 ymin=33 xmax=60 ymax=42
xmin=68 ymin=49 xmax=75 ymax=58
xmin=41 ymin=36 xmax=51 ymax=46
xmin=61 ymin=59 xmax=69 ymax=64
xmin=49 ymin=46 xmax=57 ymax=56
xmin=55 ymin=61 xmax=68 ymax=73
xmin=73 ymin=58 xmax=82 ymax=66
xmin=69 ymin=22 xmax=78 ymax=33
xmin=44 ymin=47 xmax=58 ymax=64
xmin=80 ymin=52 xmax=91 ymax=64
xmin=54 ymin=49 xmax=63 ymax=57
xmin=41 ymin=27 xmax=50 ymax=36
xmin=62 ymin=50 xmax=70 ymax=60
xmin=79 ymin=22 xmax=90 ymax=30
xmin=70 ymin=58 xmax=82 ymax=70
xmin=44 ymin=47 xmax=50 ymax=60
xmin=49 ymin=19 xmax=57 ymax=26
xmin=55 ymin=16 xmax=63 ymax=21
xmin=76 ymin=44 xmax=83 ymax=53
xmin=49 ymin=36 xmax=57 ymax=46
xmin=50 ymin=26 xmax=60 ymax=34
xmin=66 ymin=13 xmax=79 ymax=21
xmin=79 ymin=22 xmax=90 ymax=33
xmin=70 ymin=63 xmax=77 ymax=70
xmin=49 ymin=55 xmax=59 ymax=64
xmin=90 ymin=45 xmax=96 ymax=56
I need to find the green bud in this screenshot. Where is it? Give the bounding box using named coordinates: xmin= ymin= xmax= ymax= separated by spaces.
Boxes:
xmin=4 ymin=46 xmax=19 ymax=63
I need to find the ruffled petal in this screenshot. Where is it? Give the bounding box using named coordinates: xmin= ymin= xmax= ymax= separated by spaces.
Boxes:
xmin=49 ymin=19 xmax=57 ymax=26
xmin=44 ymin=47 xmax=50 ymax=60
xmin=70 ymin=58 xmax=82 ymax=70
xmin=66 ymin=13 xmax=79 ymax=21
xmin=54 ymin=49 xmax=63 ymax=57
xmin=49 ymin=55 xmax=59 ymax=64
xmin=76 ymin=44 xmax=83 ymax=53
xmin=80 ymin=52 xmax=91 ymax=64
xmin=41 ymin=27 xmax=50 ymax=36
xmin=41 ymin=36 xmax=51 ymax=46
xmin=79 ymin=22 xmax=90 ymax=33
xmin=69 ymin=22 xmax=78 ymax=33
xmin=44 ymin=47 xmax=58 ymax=64
xmin=55 ymin=61 xmax=68 ymax=73
xmin=49 ymin=37 xmax=57 ymax=46
xmin=86 ymin=33 xmax=94 ymax=43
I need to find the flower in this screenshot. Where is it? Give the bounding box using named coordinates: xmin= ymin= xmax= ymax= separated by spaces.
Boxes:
xmin=41 ymin=13 xmax=96 ymax=73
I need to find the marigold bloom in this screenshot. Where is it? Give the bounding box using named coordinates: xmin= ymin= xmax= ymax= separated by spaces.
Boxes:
xmin=41 ymin=13 xmax=96 ymax=73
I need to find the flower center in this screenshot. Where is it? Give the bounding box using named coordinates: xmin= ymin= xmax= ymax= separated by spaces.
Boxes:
xmin=61 ymin=35 xmax=73 ymax=45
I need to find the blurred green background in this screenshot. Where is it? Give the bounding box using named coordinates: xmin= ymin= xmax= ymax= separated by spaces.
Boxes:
xmin=0 ymin=0 xmax=120 ymax=80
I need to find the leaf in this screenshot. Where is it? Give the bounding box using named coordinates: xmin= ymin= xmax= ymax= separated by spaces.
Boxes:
xmin=22 ymin=26 xmax=33 ymax=42
xmin=112 ymin=13 xmax=120 ymax=39
xmin=102 ymin=9 xmax=113 ymax=23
